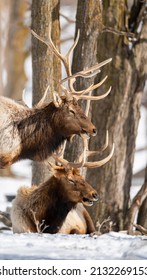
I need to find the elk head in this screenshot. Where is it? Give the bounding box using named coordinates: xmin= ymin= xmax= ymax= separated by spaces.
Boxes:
xmin=32 ymin=29 xmax=112 ymax=140
xmin=43 ymin=92 xmax=97 ymax=140
xmin=51 ymin=165 xmax=98 ymax=206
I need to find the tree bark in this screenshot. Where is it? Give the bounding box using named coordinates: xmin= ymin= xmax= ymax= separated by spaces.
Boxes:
xmin=137 ymin=166 xmax=147 ymax=228
xmin=87 ymin=0 xmax=147 ymax=230
xmin=65 ymin=0 xmax=103 ymax=168
xmin=4 ymin=0 xmax=29 ymax=100
xmin=31 ymin=0 xmax=61 ymax=185
xmin=65 ymin=0 xmax=147 ymax=230
xmin=0 ymin=0 xmax=29 ymax=177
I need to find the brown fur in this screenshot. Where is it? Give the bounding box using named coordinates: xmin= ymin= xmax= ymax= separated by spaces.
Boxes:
xmin=0 ymin=96 xmax=96 ymax=168
xmin=10 ymin=167 xmax=97 ymax=234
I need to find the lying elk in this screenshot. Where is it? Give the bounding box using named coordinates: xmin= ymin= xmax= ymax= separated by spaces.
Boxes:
xmin=0 ymin=29 xmax=112 ymax=169
xmin=10 ymin=166 xmax=98 ymax=234
xmin=10 ymin=133 xmax=114 ymax=234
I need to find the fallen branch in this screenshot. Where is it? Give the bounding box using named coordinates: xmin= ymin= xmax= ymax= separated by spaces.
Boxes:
xmin=133 ymin=223 xmax=147 ymax=235
xmin=127 ymin=181 xmax=147 ymax=235
xmin=0 ymin=211 xmax=12 ymax=227
xmin=90 ymin=217 xmax=114 ymax=237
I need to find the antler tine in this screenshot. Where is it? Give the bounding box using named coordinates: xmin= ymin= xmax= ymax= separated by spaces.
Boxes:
xmin=55 ymin=140 xmax=67 ymax=158
xmin=52 ymin=153 xmax=84 ymax=170
xmin=84 ymin=143 xmax=114 ymax=168
xmin=31 ymin=29 xmax=66 ymax=66
xmin=86 ymin=130 xmax=109 ymax=157
xmin=66 ymin=29 xmax=80 ymax=59
xmin=64 ymin=29 xmax=80 ymax=93
xmin=36 ymin=85 xmax=50 ymax=107
xmin=73 ymin=76 xmax=108 ymax=96
xmin=32 ymin=28 xmax=80 ymax=98
xmin=51 ymin=136 xmax=85 ymax=170
xmin=60 ymin=58 xmax=112 ymax=97
xmin=85 ymin=92 xmax=92 ymax=117
xmin=79 ymin=131 xmax=114 ymax=168
xmin=78 ymin=86 xmax=112 ymax=101
xmin=61 ymin=75 xmax=108 ymax=98
xmin=61 ymin=58 xmax=112 ymax=85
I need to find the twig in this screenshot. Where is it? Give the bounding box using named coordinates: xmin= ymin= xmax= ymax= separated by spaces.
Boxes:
xmin=0 ymin=211 xmax=12 ymax=227
xmin=127 ymin=181 xmax=147 ymax=235
xmin=60 ymin=13 xmax=75 ymax=24
xmin=102 ymin=27 xmax=135 ymax=39
xmin=30 ymin=209 xmax=49 ymax=233
xmin=133 ymin=223 xmax=147 ymax=235
xmin=96 ymin=217 xmax=114 ymax=234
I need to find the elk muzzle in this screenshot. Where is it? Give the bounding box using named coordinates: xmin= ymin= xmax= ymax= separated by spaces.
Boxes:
xmin=82 ymin=190 xmax=98 ymax=206
xmin=81 ymin=125 xmax=97 ymax=138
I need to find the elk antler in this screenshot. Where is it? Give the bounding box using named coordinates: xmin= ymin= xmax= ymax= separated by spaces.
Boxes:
xmin=31 ymin=29 xmax=112 ymax=101
xmin=79 ymin=131 xmax=115 ymax=168
xmin=50 ymin=131 xmax=114 ymax=170
xmin=51 ymin=149 xmax=85 ymax=170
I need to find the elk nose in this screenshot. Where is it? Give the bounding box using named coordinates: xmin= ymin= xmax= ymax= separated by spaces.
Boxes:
xmin=92 ymin=128 xmax=97 ymax=136
xmin=92 ymin=192 xmax=98 ymax=201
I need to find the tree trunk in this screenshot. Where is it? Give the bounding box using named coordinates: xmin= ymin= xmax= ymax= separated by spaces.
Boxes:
xmin=137 ymin=166 xmax=147 ymax=228
xmin=31 ymin=0 xmax=61 ymax=185
xmin=87 ymin=0 xmax=147 ymax=230
xmin=0 ymin=0 xmax=29 ymax=177
xmin=65 ymin=0 xmax=103 ymax=168
xmin=65 ymin=0 xmax=147 ymax=230
xmin=4 ymin=0 xmax=29 ymax=100
xmin=0 ymin=0 xmax=11 ymax=96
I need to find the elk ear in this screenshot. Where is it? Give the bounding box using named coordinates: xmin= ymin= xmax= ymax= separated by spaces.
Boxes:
xmin=53 ymin=91 xmax=62 ymax=108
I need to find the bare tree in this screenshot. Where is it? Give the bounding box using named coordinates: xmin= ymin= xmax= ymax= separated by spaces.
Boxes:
xmin=4 ymin=0 xmax=30 ymax=99
xmin=0 ymin=0 xmax=29 ymax=177
xmin=31 ymin=0 xmax=61 ymax=184
xmin=65 ymin=0 xmax=147 ymax=230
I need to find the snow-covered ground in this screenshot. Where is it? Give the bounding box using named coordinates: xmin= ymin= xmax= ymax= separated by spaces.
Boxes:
xmin=0 ymin=230 xmax=147 ymax=260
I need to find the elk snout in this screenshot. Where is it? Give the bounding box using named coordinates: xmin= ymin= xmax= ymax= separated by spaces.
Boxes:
xmin=81 ymin=126 xmax=97 ymax=138
xmin=92 ymin=128 xmax=97 ymax=136
xmin=82 ymin=190 xmax=98 ymax=206
xmin=88 ymin=124 xmax=97 ymax=137
xmin=92 ymin=191 xmax=98 ymax=201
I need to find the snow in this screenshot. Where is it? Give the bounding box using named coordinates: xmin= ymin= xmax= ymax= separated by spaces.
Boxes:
xmin=0 ymin=230 xmax=147 ymax=260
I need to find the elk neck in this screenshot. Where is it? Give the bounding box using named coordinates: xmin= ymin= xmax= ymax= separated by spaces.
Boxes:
xmin=36 ymin=176 xmax=77 ymax=234
xmin=17 ymin=103 xmax=66 ymax=161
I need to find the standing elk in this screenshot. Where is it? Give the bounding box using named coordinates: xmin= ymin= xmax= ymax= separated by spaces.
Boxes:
xmin=10 ymin=134 xmax=114 ymax=234
xmin=0 ymin=29 xmax=112 ymax=169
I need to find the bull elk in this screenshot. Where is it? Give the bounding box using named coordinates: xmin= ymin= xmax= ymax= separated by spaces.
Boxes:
xmin=10 ymin=133 xmax=114 ymax=234
xmin=10 ymin=165 xmax=98 ymax=234
xmin=0 ymin=29 xmax=112 ymax=169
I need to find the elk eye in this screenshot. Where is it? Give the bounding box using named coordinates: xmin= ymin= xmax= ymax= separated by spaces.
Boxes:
xmin=68 ymin=179 xmax=75 ymax=185
xmin=69 ymin=109 xmax=75 ymax=116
